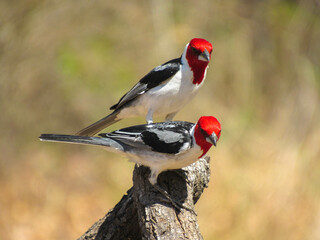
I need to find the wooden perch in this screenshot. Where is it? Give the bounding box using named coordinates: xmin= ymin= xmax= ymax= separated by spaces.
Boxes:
xmin=78 ymin=156 xmax=211 ymax=240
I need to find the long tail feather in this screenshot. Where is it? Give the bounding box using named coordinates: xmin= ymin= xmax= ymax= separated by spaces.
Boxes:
xmin=39 ymin=134 xmax=124 ymax=151
xmin=76 ymin=112 xmax=120 ymax=136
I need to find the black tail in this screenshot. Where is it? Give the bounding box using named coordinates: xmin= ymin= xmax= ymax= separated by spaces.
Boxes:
xmin=76 ymin=111 xmax=120 ymax=137
xmin=39 ymin=134 xmax=124 ymax=150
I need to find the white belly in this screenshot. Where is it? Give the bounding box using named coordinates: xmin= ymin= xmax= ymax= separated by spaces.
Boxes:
xmin=118 ymin=66 xmax=206 ymax=119
xmin=126 ymin=142 xmax=203 ymax=172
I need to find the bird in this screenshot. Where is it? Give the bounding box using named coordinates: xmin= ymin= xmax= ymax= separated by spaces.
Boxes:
xmin=76 ymin=38 xmax=213 ymax=136
xmin=40 ymin=116 xmax=221 ymax=185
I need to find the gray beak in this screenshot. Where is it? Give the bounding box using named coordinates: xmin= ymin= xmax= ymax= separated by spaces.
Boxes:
xmin=198 ymin=49 xmax=210 ymax=62
xmin=208 ymin=132 xmax=218 ymax=147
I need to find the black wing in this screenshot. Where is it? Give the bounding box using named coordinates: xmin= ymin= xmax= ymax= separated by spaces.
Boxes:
xmin=99 ymin=121 xmax=194 ymax=154
xmin=110 ymin=58 xmax=181 ymax=110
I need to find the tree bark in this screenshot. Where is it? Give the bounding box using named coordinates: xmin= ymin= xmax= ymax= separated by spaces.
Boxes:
xmin=78 ymin=156 xmax=211 ymax=240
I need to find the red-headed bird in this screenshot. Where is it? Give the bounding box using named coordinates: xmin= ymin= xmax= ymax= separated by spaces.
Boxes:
xmin=41 ymin=116 xmax=221 ymax=185
xmin=76 ymin=38 xmax=213 ymax=136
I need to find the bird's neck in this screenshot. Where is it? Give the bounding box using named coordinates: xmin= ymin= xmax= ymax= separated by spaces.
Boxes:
xmin=192 ymin=125 xmax=212 ymax=158
xmin=181 ymin=45 xmax=209 ymax=85
xmin=188 ymin=60 xmax=208 ymax=85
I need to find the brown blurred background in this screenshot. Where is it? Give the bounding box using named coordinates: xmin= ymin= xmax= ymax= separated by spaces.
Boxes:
xmin=1 ymin=0 xmax=320 ymax=239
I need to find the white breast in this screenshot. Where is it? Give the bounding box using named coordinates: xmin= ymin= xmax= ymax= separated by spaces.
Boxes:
xmin=118 ymin=48 xmax=207 ymax=119
xmin=126 ymin=142 xmax=203 ymax=173
xmin=124 ymin=65 xmax=204 ymax=118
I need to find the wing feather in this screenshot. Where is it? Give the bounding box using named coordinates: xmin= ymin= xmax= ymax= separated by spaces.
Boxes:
xmin=99 ymin=121 xmax=193 ymax=154
xmin=110 ymin=58 xmax=181 ymax=110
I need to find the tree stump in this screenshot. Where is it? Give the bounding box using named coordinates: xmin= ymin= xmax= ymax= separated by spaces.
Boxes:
xmin=78 ymin=156 xmax=211 ymax=240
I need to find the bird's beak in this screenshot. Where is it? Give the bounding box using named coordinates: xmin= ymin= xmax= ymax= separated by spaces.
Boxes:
xmin=208 ymin=132 xmax=218 ymax=147
xmin=198 ymin=49 xmax=210 ymax=62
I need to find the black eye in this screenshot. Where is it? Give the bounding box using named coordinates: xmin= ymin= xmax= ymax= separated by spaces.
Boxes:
xmin=199 ymin=128 xmax=209 ymax=137
xmin=192 ymin=47 xmax=201 ymax=55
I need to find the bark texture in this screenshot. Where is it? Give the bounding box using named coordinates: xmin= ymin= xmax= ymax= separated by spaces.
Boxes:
xmin=78 ymin=156 xmax=211 ymax=240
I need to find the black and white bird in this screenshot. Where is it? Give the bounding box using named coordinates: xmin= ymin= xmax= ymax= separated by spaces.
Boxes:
xmin=40 ymin=116 xmax=221 ymax=185
xmin=77 ymin=38 xmax=213 ymax=136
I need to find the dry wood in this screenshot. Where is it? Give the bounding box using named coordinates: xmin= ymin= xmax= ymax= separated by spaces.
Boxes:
xmin=78 ymin=156 xmax=211 ymax=240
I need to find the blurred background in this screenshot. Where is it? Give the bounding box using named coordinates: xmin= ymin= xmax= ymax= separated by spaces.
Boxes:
xmin=1 ymin=0 xmax=319 ymax=239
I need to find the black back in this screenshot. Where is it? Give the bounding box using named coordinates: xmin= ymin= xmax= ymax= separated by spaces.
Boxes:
xmin=99 ymin=121 xmax=194 ymax=154
xmin=110 ymin=58 xmax=181 ymax=110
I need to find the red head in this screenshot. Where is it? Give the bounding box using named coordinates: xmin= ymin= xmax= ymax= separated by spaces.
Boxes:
xmin=185 ymin=38 xmax=213 ymax=85
xmin=194 ymin=116 xmax=221 ymax=158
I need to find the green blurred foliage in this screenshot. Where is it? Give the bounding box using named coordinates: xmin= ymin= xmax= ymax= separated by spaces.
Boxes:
xmin=0 ymin=0 xmax=319 ymax=239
